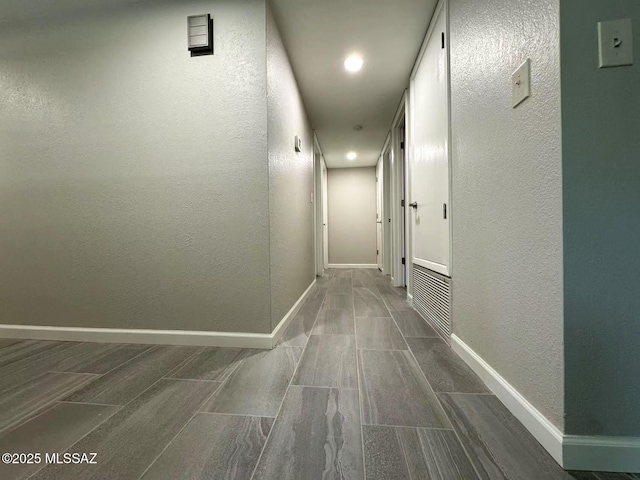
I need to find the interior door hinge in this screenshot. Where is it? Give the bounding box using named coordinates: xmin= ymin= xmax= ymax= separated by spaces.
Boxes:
xmin=400 ymin=141 xmax=404 ymax=149
xmin=377 ymin=249 xmax=379 ymax=255
xmin=443 ymin=203 xmax=447 ymax=219
xmin=401 ymin=199 xmax=405 ymax=207
xmin=441 ymin=32 xmax=445 ymax=49
xmin=402 ymin=257 xmax=405 ymax=265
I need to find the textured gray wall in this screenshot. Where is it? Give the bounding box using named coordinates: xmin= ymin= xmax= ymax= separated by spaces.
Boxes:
xmin=561 ymin=0 xmax=640 ymax=436
xmin=327 ymin=168 xmax=377 ymax=265
xmin=449 ymin=0 xmax=565 ymax=429
xmin=266 ymin=3 xmax=315 ymax=330
xmin=0 ymin=0 xmax=272 ymax=333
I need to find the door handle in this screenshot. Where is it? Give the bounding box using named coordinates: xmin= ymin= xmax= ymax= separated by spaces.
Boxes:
xmin=409 ymin=202 xmax=418 ymax=209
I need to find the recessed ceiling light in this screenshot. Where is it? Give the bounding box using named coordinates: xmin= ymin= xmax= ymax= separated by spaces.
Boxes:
xmin=344 ymin=55 xmax=363 ymax=72
xmin=347 ymin=152 xmax=357 ymax=160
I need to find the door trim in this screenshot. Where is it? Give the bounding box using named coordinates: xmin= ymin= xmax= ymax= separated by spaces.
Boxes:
xmin=390 ymin=91 xmax=408 ymax=288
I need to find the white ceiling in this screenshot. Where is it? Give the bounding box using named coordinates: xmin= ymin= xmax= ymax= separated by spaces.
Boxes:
xmin=270 ymin=0 xmax=437 ymax=168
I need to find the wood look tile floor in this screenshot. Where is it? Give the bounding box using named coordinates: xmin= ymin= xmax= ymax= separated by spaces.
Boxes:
xmin=0 ymin=268 xmax=637 ymax=480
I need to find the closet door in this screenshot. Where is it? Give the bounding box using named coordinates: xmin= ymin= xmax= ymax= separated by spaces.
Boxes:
xmin=409 ymin=1 xmax=450 ymax=277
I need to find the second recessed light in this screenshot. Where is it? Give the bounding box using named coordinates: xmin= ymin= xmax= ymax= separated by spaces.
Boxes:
xmin=344 ymin=55 xmax=363 ymax=72
xmin=347 ymin=152 xmax=357 ymax=160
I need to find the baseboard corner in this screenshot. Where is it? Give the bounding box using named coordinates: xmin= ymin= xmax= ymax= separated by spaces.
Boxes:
xmin=450 ymin=334 xmax=564 ymax=466
xmin=269 ymin=278 xmax=317 ymax=348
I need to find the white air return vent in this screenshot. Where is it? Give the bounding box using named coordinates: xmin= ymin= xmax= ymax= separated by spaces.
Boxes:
xmin=412 ymin=264 xmax=451 ymax=340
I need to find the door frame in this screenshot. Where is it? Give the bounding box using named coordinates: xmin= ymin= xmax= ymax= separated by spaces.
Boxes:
xmin=376 ymin=153 xmax=384 ymax=271
xmin=313 ymin=133 xmax=328 ymax=276
xmin=321 ymin=158 xmax=329 ymax=270
xmin=390 ymin=91 xmax=409 ymax=288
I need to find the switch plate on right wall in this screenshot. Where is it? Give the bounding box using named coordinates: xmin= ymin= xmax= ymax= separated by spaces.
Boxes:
xmin=598 ymin=19 xmax=634 ymax=68
xmin=512 ymin=58 xmax=531 ymax=108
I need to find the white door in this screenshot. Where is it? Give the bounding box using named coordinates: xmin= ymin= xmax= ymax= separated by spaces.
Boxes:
xmin=376 ymin=160 xmax=383 ymax=270
xmin=321 ymin=161 xmax=329 ymax=269
xmin=409 ymin=3 xmax=450 ymax=277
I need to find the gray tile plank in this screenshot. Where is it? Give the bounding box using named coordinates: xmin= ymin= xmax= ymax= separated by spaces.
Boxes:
xmin=376 ymin=284 xmax=406 ymax=298
xmin=354 ymin=288 xmax=390 ymax=317
xmin=30 ymin=379 xmax=219 ymax=480
xmin=358 ymin=350 xmax=450 ymax=428
xmin=58 ymin=344 xmax=151 ymax=374
xmin=0 ymin=339 xmax=22 ymax=350
xmin=356 ymin=317 xmax=408 ymax=350
xmin=437 ymin=393 xmax=571 ymax=480
xmin=0 ymin=341 xmax=64 ymax=370
xmin=167 ymin=347 xmax=249 ymax=381
xmin=253 ymin=386 xmax=363 ymax=480
xmin=363 ymin=425 xmax=411 ymax=480
xmin=0 ymin=402 xmax=119 ymax=479
xmin=376 ymin=287 xmax=412 ymax=312
xmin=355 ymin=285 xmax=383 ymax=299
xmin=202 ymin=346 xmax=302 ymax=417
xmin=353 ymin=271 xmax=376 ymax=287
xmin=337 ymin=269 xmax=353 ymax=277
xmin=0 ymin=343 xmax=76 ymax=381
xmin=328 ymin=277 xmax=353 ymax=293
xmin=0 ymin=343 xmax=104 ymax=393
xmin=398 ymin=427 xmax=479 ymax=480
xmin=381 ymin=295 xmax=413 ymax=312
xmin=141 ymin=413 xmax=272 ymax=480
xmin=392 ymin=310 xmax=440 ymax=338
xmin=407 ymin=338 xmax=489 ymax=394
xmin=324 ymin=294 xmax=354 ymax=310
xmin=312 ymin=309 xmax=355 ymax=335
xmin=292 ymin=335 xmax=358 ymax=388
xmin=64 ymin=345 xmax=200 ymax=405
xmin=278 ymin=314 xmax=317 ymax=348
xmin=298 ymin=287 xmax=328 ymax=315
xmin=0 ymin=373 xmax=96 ymax=434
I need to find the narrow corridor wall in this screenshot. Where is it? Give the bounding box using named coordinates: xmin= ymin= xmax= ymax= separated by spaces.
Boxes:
xmin=0 ymin=0 xmax=272 ymax=333
xmin=266 ymin=2 xmax=315 ymax=330
xmin=561 ymin=0 xmax=640 ymax=437
xmin=449 ymin=0 xmax=565 ymax=429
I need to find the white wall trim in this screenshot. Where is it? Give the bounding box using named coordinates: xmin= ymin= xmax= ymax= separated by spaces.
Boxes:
xmin=0 ymin=324 xmax=273 ymax=349
xmin=451 ymin=334 xmax=640 ymax=473
xmin=269 ymin=279 xmax=316 ymax=348
xmin=0 ymin=280 xmax=318 ymax=351
xmin=563 ymin=435 xmax=640 ymax=473
xmin=327 ymin=264 xmax=378 ymax=269
xmin=451 ymin=334 xmax=564 ymax=464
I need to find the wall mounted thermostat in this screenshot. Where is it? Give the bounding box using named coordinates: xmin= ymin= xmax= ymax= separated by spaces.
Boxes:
xmin=188 ymin=14 xmax=213 ymax=55
xmin=512 ymin=58 xmax=531 ymax=108
xmin=295 ymin=136 xmax=302 ymax=153
xmin=598 ymin=19 xmax=634 ymax=68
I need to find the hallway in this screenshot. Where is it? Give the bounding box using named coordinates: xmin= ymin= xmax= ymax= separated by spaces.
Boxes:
xmin=0 ymin=269 xmax=633 ymax=480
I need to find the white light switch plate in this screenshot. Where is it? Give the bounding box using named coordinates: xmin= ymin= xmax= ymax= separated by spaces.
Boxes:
xmin=598 ymin=19 xmax=634 ymax=68
xmin=512 ymin=58 xmax=531 ymax=108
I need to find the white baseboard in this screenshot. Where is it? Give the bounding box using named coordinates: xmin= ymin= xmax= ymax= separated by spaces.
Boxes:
xmin=0 ymin=324 xmax=272 ymax=349
xmin=0 ymin=280 xmax=318 ymax=351
xmin=451 ymin=334 xmax=564 ymax=465
xmin=407 ymin=292 xmax=414 ymax=307
xmin=269 ymin=279 xmax=316 ymax=348
xmin=563 ymin=435 xmax=640 ymax=473
xmin=451 ymin=334 xmax=640 ymax=473
xmin=327 ymin=264 xmax=378 ymax=269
